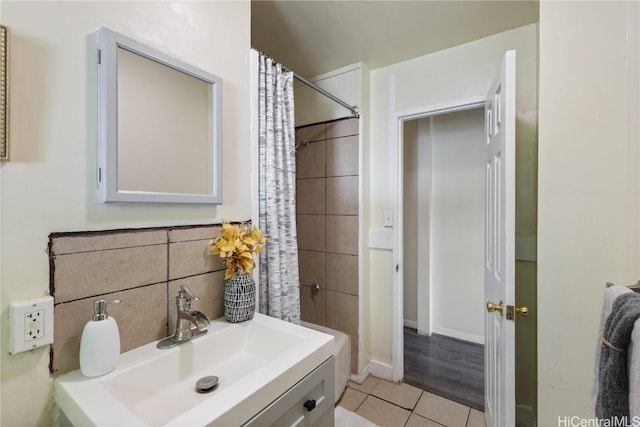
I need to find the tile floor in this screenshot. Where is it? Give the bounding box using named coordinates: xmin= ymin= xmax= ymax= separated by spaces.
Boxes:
xmin=338 ymin=376 xmax=486 ymax=427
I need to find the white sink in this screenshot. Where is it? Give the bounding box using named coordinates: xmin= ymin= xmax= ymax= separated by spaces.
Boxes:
xmin=55 ymin=313 xmax=334 ymax=426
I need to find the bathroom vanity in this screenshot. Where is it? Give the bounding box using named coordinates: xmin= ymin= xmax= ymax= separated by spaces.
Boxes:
xmin=244 ymin=357 xmax=334 ymax=426
xmin=55 ymin=313 xmax=335 ymax=426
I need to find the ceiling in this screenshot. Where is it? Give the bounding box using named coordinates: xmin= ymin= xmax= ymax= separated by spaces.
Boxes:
xmin=251 ymin=1 xmax=539 ymax=78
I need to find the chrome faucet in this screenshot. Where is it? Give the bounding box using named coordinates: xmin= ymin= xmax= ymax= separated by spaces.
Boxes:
xmin=157 ymin=285 xmax=211 ymax=349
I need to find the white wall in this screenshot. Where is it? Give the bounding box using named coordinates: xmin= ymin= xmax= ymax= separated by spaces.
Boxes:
xmin=294 ymin=63 xmax=362 ymax=126
xmin=403 ymin=109 xmax=485 ymax=343
xmin=537 ymin=1 xmax=640 ymax=423
xmin=368 ymin=23 xmax=538 ymax=368
xmin=0 ymin=2 xmax=251 ymax=425
xmin=430 ymin=108 xmax=485 ymax=342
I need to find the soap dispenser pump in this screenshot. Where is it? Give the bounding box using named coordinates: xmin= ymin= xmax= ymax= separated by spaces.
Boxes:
xmin=79 ymin=299 xmax=121 ymax=377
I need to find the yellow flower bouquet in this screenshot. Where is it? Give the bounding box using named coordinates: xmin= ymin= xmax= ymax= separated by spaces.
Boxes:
xmin=209 ymin=222 xmax=267 ymax=280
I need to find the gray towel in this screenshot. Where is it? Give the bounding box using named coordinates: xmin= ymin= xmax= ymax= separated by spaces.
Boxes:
xmin=596 ymin=292 xmax=640 ymax=418
xmin=593 ymin=285 xmax=632 ymax=412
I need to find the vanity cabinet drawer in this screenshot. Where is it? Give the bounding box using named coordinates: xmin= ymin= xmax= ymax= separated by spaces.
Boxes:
xmin=244 ymin=357 xmax=335 ymax=427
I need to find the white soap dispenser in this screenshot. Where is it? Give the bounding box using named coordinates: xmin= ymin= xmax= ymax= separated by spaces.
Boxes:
xmin=79 ymin=299 xmax=121 ymax=377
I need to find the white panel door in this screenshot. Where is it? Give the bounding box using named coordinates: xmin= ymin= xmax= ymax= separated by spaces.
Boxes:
xmin=484 ymin=50 xmax=516 ymax=427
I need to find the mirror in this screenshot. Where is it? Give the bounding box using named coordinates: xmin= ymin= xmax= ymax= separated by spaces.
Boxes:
xmin=98 ymin=27 xmax=222 ymax=203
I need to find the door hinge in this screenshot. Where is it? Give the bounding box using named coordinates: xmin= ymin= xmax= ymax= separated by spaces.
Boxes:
xmin=98 ymin=167 xmax=102 ymax=183
xmin=98 ymin=49 xmax=101 ymax=65
xmin=395 ymin=264 xmax=399 ymax=272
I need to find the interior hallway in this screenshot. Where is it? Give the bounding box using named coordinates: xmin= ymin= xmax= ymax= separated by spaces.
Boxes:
xmin=403 ymin=328 xmax=484 ymax=411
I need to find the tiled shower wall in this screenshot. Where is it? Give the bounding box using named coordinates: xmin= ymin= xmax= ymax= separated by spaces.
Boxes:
xmin=296 ymin=117 xmax=359 ymax=374
xmin=49 ymin=222 xmax=247 ymax=376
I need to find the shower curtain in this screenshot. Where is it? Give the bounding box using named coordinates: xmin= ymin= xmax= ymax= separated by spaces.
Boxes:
xmin=257 ymin=52 xmax=301 ymax=323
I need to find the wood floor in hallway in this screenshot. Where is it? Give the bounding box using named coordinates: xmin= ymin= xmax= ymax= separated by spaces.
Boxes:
xmin=403 ymin=327 xmax=484 ymax=411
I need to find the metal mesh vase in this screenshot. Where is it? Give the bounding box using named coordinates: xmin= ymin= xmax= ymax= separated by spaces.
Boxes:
xmin=224 ymin=273 xmax=256 ymax=323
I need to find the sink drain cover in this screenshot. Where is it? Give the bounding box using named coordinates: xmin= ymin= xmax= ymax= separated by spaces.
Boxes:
xmin=195 ymin=376 xmax=219 ymax=393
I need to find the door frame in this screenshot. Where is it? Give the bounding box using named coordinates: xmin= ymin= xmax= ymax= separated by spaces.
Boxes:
xmin=389 ymin=88 xmax=485 ymax=381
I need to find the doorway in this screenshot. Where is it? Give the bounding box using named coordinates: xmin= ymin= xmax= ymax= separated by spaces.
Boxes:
xmin=390 ymin=51 xmax=521 ymax=426
xmin=401 ymin=107 xmax=485 ymax=410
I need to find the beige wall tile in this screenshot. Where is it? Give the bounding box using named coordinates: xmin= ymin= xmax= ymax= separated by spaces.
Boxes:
xmin=297 ymin=215 xmax=326 ymax=252
xmin=296 ymin=140 xmax=325 ymax=179
xmin=326 ymin=253 xmax=358 ymax=295
xmin=51 ymin=230 xmax=167 ymax=255
xmin=326 ymin=136 xmax=358 ymax=177
xmin=413 ymin=392 xmax=471 ymax=427
xmin=168 ymin=271 xmax=226 ymax=333
xmin=370 ymin=379 xmax=422 ymax=410
xmin=326 ymin=176 xmax=358 ymax=215
xmin=326 ymin=118 xmax=359 ymax=139
xmin=297 ymin=123 xmax=325 ymax=143
xmin=169 ymin=240 xmax=225 ymax=280
xmin=298 ymin=250 xmax=325 ymax=288
xmin=115 ymin=285 xmax=169 ymax=351
xmin=338 ymin=387 xmax=367 ymax=412
xmin=52 ymin=283 xmax=168 ymax=376
xmin=53 ymin=301 xmax=95 ymax=376
xmin=326 ymin=215 xmax=358 ymax=255
xmin=168 ymin=225 xmax=222 ymax=243
xmin=49 ymin=225 xmax=239 ymax=379
xmin=356 ymin=396 xmax=411 ymax=427
xmin=326 ymin=290 xmax=358 ymax=335
xmin=53 ymin=245 xmax=167 ymax=303
xmin=300 ymin=284 xmax=326 ymax=326
xmin=296 ymin=178 xmax=325 ymax=215
xmin=169 ymin=222 xmax=251 ymax=243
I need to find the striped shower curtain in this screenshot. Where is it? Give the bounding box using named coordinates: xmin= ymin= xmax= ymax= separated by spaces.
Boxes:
xmin=257 ymin=52 xmax=300 ymax=323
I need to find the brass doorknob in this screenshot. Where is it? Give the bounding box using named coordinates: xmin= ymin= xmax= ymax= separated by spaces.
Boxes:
xmin=506 ymin=304 xmax=530 ymax=320
xmin=486 ymin=300 xmax=504 ymax=316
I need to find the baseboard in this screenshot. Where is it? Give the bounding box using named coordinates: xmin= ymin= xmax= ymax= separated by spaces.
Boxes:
xmin=350 ymin=359 xmax=393 ymax=384
xmin=403 ymin=319 xmax=418 ymax=329
xmin=350 ymin=364 xmax=371 ymax=384
xmin=369 ymin=359 xmax=393 ymax=380
xmin=432 ymin=326 xmax=484 ymax=345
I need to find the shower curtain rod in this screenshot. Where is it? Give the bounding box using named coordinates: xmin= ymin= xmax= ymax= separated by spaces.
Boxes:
xmin=293 ymin=72 xmax=359 ymax=116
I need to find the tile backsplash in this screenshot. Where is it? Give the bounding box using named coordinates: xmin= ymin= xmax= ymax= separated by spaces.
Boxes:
xmin=49 ymin=222 xmax=247 ymax=376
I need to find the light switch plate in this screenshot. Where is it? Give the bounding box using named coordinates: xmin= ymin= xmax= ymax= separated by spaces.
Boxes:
xmin=384 ymin=210 xmax=393 ymax=227
xmin=10 ymin=296 xmax=54 ymax=354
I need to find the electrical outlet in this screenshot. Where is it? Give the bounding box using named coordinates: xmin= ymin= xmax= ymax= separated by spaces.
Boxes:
xmin=25 ymin=310 xmax=45 ymax=341
xmin=10 ymin=296 xmax=54 ymax=354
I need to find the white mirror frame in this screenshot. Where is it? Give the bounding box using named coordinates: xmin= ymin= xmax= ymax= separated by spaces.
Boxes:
xmin=97 ymin=27 xmax=222 ymax=204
